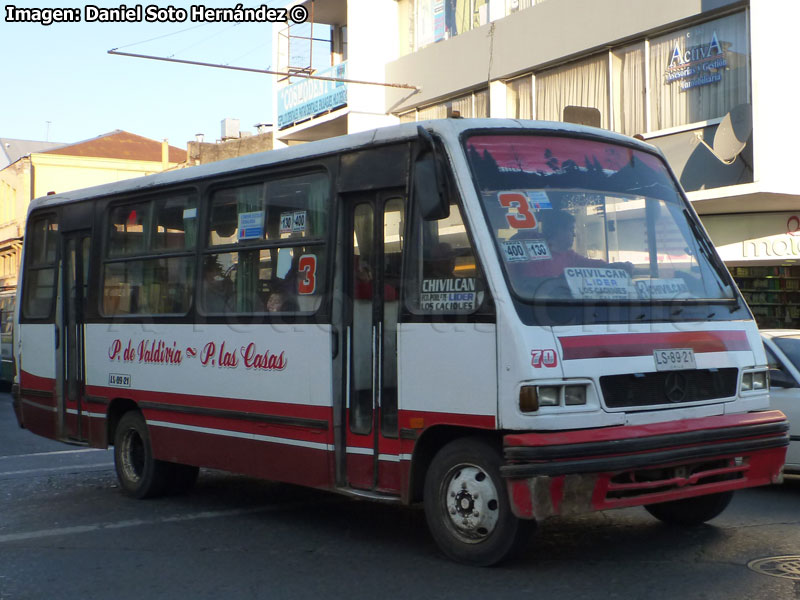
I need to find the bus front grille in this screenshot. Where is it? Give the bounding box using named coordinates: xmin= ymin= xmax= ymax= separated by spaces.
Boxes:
xmin=600 ymin=368 xmax=739 ymax=409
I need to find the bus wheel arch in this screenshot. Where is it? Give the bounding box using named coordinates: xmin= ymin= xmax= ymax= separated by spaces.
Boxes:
xmin=408 ymin=425 xmax=495 ymax=505
xmin=112 ymin=407 xmax=171 ymax=499
xmin=421 ymin=435 xmax=535 ymax=566
xmin=106 ymin=397 xmax=139 ymax=448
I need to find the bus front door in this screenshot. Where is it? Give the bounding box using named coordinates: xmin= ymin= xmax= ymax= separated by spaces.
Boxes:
xmin=345 ymin=193 xmax=405 ymax=493
xmin=59 ymin=232 xmax=90 ymax=443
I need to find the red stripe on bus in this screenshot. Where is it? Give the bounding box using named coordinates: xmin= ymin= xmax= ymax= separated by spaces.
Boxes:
xmin=558 ymin=330 xmax=750 ymax=360
xmin=19 ymin=370 xmax=56 ymax=395
xmin=85 ymin=384 xmax=332 ymax=422
xmin=400 ymin=410 xmax=495 ymax=430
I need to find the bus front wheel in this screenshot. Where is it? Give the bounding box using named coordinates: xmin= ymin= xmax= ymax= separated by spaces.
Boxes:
xmin=423 ymin=438 xmax=534 ymax=566
xmin=644 ymin=491 xmax=734 ymax=526
xmin=114 ymin=411 xmax=171 ymax=499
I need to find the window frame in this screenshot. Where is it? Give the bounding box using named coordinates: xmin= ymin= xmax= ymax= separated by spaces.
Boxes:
xmin=459 ymin=127 xmax=751 ymax=327
xmin=401 ymin=137 xmax=495 ymax=323
xmin=493 ymin=9 xmax=751 ymax=137
xmin=198 ymin=169 xmax=332 ymax=318
xmin=100 ymin=189 xmax=199 ymax=318
xmin=20 ymin=211 xmax=60 ymax=322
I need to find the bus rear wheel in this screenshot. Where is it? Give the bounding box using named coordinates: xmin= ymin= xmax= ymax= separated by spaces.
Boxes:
xmin=114 ymin=411 xmax=171 ymax=499
xmin=423 ymin=438 xmax=534 ymax=566
xmin=644 ymin=491 xmax=734 ymax=526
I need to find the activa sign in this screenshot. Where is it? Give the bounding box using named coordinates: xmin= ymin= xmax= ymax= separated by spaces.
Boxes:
xmin=669 ymin=31 xmax=723 ymax=69
xmin=665 ymin=30 xmax=726 ymax=91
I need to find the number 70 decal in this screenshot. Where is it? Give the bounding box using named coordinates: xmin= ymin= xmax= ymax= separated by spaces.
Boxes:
xmin=531 ymin=349 xmax=558 ymax=368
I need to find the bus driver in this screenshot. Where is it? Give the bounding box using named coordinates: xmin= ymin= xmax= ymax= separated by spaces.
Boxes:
xmin=530 ymin=209 xmax=633 ymax=278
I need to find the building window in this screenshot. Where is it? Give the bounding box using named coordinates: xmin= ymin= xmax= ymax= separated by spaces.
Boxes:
xmin=507 ymin=0 xmax=539 ymax=13
xmin=409 ymin=88 xmax=488 ymax=121
xmin=507 ymin=75 xmax=533 ymax=119
xmin=535 ymin=54 xmax=609 ymax=128
xmin=611 ymin=43 xmax=646 ymax=136
xmin=649 ymin=11 xmax=749 ymax=131
xmin=417 ymin=103 xmax=448 ymax=120
xmin=415 ymin=0 xmax=490 ymax=50
xmin=473 ymin=89 xmax=488 ymax=118
xmin=399 ymin=111 xmax=417 ymax=123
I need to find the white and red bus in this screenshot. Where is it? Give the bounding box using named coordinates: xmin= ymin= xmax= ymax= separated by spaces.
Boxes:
xmin=12 ymin=120 xmax=788 ymax=565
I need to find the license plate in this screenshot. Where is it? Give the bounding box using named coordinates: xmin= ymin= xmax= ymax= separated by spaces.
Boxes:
xmin=653 ymin=348 xmax=696 ymax=371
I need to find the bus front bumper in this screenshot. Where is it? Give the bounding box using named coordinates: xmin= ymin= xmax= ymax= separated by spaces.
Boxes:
xmin=502 ymin=410 xmax=789 ymax=520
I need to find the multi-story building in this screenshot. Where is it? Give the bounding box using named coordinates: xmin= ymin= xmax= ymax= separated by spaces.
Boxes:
xmin=272 ymin=0 xmax=799 ymax=327
xmin=0 ymin=130 xmax=186 ymax=291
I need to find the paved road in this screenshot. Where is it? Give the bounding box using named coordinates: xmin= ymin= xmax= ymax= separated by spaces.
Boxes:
xmin=1 ymin=393 xmax=799 ymax=600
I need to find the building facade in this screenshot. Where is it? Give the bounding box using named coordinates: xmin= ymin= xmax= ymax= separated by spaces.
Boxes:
xmin=271 ymin=0 xmax=799 ymax=328
xmin=0 ymin=130 xmax=186 ymax=291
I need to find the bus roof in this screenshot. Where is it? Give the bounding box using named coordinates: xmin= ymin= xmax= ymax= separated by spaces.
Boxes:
xmin=28 ymin=118 xmax=657 ymax=214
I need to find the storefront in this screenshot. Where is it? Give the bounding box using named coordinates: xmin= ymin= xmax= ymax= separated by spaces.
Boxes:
xmin=705 ymin=212 xmax=800 ymax=329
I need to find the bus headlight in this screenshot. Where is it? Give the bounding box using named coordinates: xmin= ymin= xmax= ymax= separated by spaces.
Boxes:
xmin=565 ymin=385 xmax=587 ymax=405
xmin=537 ymin=387 xmax=560 ymax=406
xmin=741 ymin=373 xmax=753 ymax=391
xmin=753 ymin=371 xmax=768 ymax=390
xmin=519 ymin=384 xmax=589 ymax=413
xmin=740 ymin=369 xmax=768 ymax=393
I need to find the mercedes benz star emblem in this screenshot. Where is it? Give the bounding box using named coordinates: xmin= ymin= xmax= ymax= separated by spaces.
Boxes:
xmin=664 ymin=372 xmax=688 ymax=403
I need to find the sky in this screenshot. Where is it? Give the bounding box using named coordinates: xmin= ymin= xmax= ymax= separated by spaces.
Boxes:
xmin=1 ymin=0 xmax=309 ymax=149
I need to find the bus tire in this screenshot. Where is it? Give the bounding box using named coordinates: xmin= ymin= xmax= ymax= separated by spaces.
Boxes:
xmin=423 ymin=437 xmax=534 ymax=566
xmin=644 ymin=491 xmax=734 ymax=526
xmin=113 ymin=411 xmax=171 ymax=499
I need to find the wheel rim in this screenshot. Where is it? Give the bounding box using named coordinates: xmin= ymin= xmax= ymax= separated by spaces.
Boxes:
xmin=120 ymin=427 xmax=145 ymax=484
xmin=440 ymin=463 xmax=500 ymax=543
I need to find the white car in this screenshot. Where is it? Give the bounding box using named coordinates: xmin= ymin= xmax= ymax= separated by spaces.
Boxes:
xmin=761 ymin=330 xmax=800 ymax=474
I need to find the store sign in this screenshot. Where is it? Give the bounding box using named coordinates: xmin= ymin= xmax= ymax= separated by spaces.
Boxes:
xmin=665 ymin=30 xmax=726 ymax=91
xmin=704 ymin=213 xmax=800 ymax=262
xmin=277 ymin=62 xmax=348 ymax=130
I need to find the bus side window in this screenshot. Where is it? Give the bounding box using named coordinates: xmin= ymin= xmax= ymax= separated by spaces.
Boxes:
xmin=405 ymin=200 xmax=488 ymax=316
xmin=102 ymin=195 xmax=197 ymax=316
xmin=22 ymin=215 xmax=59 ymax=320
xmin=202 ymin=172 xmax=329 ymax=315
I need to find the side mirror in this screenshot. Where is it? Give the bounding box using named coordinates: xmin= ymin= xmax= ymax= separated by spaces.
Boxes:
xmin=414 ymin=126 xmax=450 ymax=221
xmin=769 ymin=368 xmax=797 ymax=389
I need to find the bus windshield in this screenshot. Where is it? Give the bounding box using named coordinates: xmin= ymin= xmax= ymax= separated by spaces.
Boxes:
xmin=464 ymin=134 xmax=736 ymax=303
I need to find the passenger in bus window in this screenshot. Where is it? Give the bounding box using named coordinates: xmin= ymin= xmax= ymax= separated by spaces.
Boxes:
xmin=202 ymin=258 xmax=233 ymax=312
xmin=531 ymin=210 xmax=633 ymax=277
xmin=267 ymin=283 xmax=298 ymax=312
xmin=353 ymin=260 xmax=398 ymax=301
xmin=424 ymin=242 xmax=456 ymax=279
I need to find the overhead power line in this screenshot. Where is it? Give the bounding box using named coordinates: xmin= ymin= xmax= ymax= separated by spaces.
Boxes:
xmin=108 ymin=49 xmax=421 ymax=91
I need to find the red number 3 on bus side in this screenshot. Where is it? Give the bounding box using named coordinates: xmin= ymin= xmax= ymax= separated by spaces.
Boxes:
xmin=298 ymin=254 xmax=317 ymax=295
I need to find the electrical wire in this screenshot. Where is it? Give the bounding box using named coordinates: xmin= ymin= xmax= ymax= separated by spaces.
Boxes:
xmin=113 ymin=23 xmax=211 ymax=51
xmin=168 ymin=23 xmax=242 ymax=59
